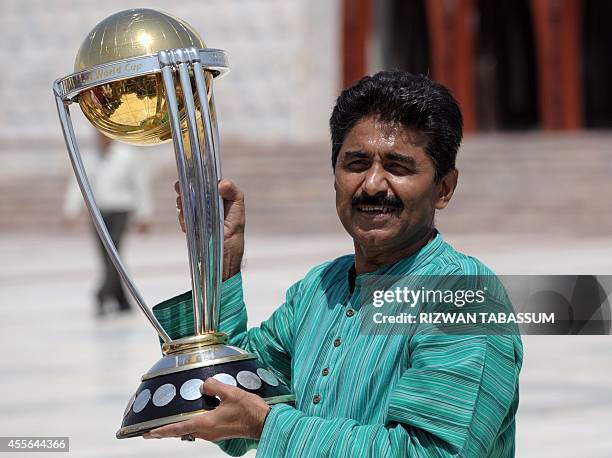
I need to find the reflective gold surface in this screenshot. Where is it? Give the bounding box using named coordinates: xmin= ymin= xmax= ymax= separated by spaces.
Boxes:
xmin=75 ymin=9 xmax=212 ymax=145
xmin=161 ymin=332 xmax=229 ymax=355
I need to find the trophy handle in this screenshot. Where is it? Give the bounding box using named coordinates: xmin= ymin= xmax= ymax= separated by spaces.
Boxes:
xmin=159 ymin=48 xmax=223 ymax=336
xmin=53 ymin=87 xmax=172 ymax=343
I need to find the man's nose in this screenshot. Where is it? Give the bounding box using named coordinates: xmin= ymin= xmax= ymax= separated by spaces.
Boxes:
xmin=362 ymin=163 xmax=389 ymax=195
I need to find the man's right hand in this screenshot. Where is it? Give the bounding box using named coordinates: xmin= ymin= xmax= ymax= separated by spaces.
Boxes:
xmin=174 ymin=179 xmax=245 ymax=281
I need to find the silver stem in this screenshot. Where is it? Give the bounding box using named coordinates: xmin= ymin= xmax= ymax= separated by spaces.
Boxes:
xmin=193 ymin=67 xmax=224 ymax=326
xmin=209 ymin=92 xmax=223 ymax=178
xmin=159 ymin=49 xmax=222 ymax=335
xmin=208 ymin=92 xmax=224 ymax=308
xmin=53 ymin=90 xmax=171 ymax=343
xmin=159 ymin=60 xmax=206 ymax=334
xmin=208 ymin=92 xmax=224 ymax=302
xmin=194 ymin=69 xmax=223 ymax=329
xmin=177 ymin=58 xmax=215 ymax=334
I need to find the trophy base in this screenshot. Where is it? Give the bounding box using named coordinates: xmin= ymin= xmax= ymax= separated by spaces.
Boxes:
xmin=116 ymin=346 xmax=295 ymax=439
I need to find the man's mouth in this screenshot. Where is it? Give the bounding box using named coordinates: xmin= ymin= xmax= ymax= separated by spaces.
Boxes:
xmin=356 ymin=205 xmax=400 ymax=214
xmin=351 ymin=194 xmax=404 ymax=221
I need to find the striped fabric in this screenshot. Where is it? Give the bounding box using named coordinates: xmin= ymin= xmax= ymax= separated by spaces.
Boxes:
xmin=157 ymin=232 xmax=523 ymax=457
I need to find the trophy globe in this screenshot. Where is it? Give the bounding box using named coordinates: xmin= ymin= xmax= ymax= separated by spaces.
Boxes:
xmin=53 ymin=8 xmax=294 ymax=439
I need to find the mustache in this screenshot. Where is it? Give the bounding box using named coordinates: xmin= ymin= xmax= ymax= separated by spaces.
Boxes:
xmin=351 ymin=193 xmax=404 ymax=209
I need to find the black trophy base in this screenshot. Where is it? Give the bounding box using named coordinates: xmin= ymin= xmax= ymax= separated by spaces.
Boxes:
xmin=117 ymin=356 xmax=294 ymax=439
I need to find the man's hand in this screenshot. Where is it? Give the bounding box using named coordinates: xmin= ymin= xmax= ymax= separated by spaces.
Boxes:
xmin=174 ymin=179 xmax=245 ymax=280
xmin=144 ymin=377 xmax=270 ymax=441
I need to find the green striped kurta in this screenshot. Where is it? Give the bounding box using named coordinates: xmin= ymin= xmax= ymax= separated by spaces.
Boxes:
xmin=156 ymin=232 xmax=523 ymax=457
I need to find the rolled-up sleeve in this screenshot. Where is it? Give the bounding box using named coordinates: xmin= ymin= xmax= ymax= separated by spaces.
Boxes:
xmin=216 ymin=273 xmax=300 ymax=387
xmin=215 ymin=273 xmax=302 ymax=457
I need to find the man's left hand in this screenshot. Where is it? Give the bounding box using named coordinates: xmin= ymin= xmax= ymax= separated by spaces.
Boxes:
xmin=143 ymin=377 xmax=270 ymax=441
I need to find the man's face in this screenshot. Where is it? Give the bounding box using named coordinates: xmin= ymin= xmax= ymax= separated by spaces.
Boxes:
xmin=334 ymin=116 xmax=450 ymax=253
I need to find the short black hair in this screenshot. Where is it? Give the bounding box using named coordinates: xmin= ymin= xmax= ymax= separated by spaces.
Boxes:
xmin=330 ymin=71 xmax=463 ymax=182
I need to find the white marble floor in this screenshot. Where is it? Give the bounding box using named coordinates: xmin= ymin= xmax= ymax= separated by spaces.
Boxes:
xmin=0 ymin=231 xmax=611 ymax=457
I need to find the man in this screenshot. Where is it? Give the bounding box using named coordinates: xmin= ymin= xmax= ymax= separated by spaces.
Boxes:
xmin=63 ymin=132 xmax=153 ymax=315
xmin=147 ymin=72 xmax=523 ymax=457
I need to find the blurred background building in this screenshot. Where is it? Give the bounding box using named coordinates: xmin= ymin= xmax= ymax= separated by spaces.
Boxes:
xmin=1 ymin=0 xmax=611 ymax=236
xmin=352 ymin=0 xmax=612 ymax=132
xmin=1 ymin=1 xmax=611 ymax=457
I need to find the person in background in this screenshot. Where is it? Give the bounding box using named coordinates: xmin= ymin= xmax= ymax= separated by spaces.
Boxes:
xmin=63 ymin=131 xmax=153 ymax=316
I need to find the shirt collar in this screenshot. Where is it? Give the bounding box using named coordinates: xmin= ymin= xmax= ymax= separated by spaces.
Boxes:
xmin=347 ymin=230 xmax=445 ymax=290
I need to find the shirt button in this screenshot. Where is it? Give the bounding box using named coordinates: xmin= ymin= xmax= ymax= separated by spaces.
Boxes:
xmin=322 ymin=367 xmax=330 ymax=376
xmin=346 ymin=308 xmax=355 ymax=317
xmin=333 ymin=338 xmax=341 ymax=347
xmin=312 ymin=394 xmax=321 ymax=404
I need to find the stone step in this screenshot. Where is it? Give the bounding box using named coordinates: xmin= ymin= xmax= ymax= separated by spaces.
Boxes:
xmin=2 ymin=134 xmax=612 ymax=236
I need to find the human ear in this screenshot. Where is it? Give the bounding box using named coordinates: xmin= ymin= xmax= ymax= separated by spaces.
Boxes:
xmin=435 ymin=169 xmax=458 ymax=210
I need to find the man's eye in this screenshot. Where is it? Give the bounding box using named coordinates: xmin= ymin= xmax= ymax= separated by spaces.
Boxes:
xmin=346 ymin=160 xmax=369 ymax=170
xmin=385 ymin=163 xmax=414 ymax=175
